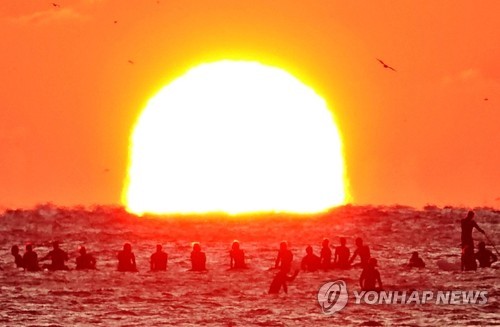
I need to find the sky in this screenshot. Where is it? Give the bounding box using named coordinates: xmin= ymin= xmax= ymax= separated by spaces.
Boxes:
xmin=1 ymin=1 xmax=499 ymax=210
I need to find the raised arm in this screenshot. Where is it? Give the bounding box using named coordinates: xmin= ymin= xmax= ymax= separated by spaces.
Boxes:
xmin=350 ymin=249 xmax=359 ymax=264
xmin=275 ymin=252 xmax=281 ymax=268
xmin=376 ymin=270 xmax=383 ymax=289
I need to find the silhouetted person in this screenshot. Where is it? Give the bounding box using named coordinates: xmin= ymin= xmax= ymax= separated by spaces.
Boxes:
xmin=333 ymin=237 xmax=351 ymax=269
xmin=229 ymin=241 xmax=246 ymax=269
xmin=476 ymin=241 xmax=497 ymax=268
xmin=359 ymin=258 xmax=383 ymax=291
xmin=190 ymin=243 xmax=207 ymax=271
xmin=461 ymin=211 xmax=485 ymax=250
xmin=275 ymin=241 xmax=293 ymax=272
xmin=461 ymin=244 xmax=477 ymax=271
xmin=268 ymin=269 xmax=299 ymax=294
xmin=76 ymin=246 xmax=96 ymax=270
xmin=11 ymin=245 xmax=24 ymax=268
xmin=301 ymin=245 xmax=320 ymax=272
xmin=350 ymin=237 xmax=371 ymax=268
xmin=320 ymin=238 xmax=332 ymax=270
xmin=40 ymin=241 xmax=69 ymax=271
xmin=408 ymin=251 xmax=425 ymax=268
xmin=117 ymin=243 xmax=137 ymax=272
xmin=23 ymin=244 xmax=40 ymax=272
xmin=150 ymin=244 xmax=168 ymax=271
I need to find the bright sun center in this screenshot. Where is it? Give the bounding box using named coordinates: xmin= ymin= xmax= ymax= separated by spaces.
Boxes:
xmin=123 ymin=60 xmax=347 ymax=215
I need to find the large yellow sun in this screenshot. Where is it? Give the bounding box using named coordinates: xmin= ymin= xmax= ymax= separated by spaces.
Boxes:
xmin=122 ymin=60 xmax=347 ymax=215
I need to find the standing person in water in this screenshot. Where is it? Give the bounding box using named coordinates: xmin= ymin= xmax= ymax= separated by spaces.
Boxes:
xmin=76 ymin=246 xmax=97 ymax=270
xmin=23 ymin=244 xmax=40 ymax=272
xmin=320 ymin=238 xmax=332 ymax=270
xmin=11 ymin=245 xmax=24 ymax=268
xmin=190 ymin=242 xmax=207 ymax=271
xmin=461 ymin=211 xmax=485 ymax=249
xmin=275 ymin=241 xmax=293 ymax=272
xmin=475 ymin=241 xmax=497 ymax=268
xmin=150 ymin=244 xmax=168 ymax=271
xmin=333 ymin=237 xmax=350 ymax=269
xmin=350 ymin=237 xmax=371 ymax=268
xmin=461 ymin=211 xmax=484 ymax=271
xmin=39 ymin=241 xmax=69 ymax=271
xmin=229 ymin=241 xmax=246 ymax=269
xmin=359 ymin=258 xmax=383 ymax=291
xmin=408 ymin=251 xmax=425 ymax=268
xmin=268 ymin=269 xmax=299 ymax=294
xmin=300 ymin=245 xmax=320 ymax=272
xmin=117 ymin=243 xmax=137 ymax=272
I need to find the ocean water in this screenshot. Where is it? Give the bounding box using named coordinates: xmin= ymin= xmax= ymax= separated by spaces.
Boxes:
xmin=0 ymin=205 xmax=498 ymax=326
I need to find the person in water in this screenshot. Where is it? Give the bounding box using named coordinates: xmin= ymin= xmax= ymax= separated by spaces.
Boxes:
xmin=408 ymin=251 xmax=425 ymax=268
xmin=23 ymin=244 xmax=40 ymax=272
xmin=150 ymin=244 xmax=168 ymax=271
xmin=461 ymin=211 xmax=485 ymax=250
xmin=39 ymin=241 xmax=69 ymax=271
xmin=350 ymin=237 xmax=371 ymax=268
xmin=11 ymin=245 xmax=24 ymax=268
xmin=76 ymin=246 xmax=96 ymax=270
xmin=460 ymin=211 xmax=484 ymax=271
xmin=190 ymin=242 xmax=207 ymax=271
xmin=475 ymin=241 xmax=497 ymax=268
xmin=333 ymin=237 xmax=350 ymax=269
xmin=320 ymin=238 xmax=332 ymax=270
xmin=229 ymin=241 xmax=246 ymax=269
xmin=359 ymin=258 xmax=383 ymax=291
xmin=268 ymin=269 xmax=299 ymax=294
xmin=301 ymin=245 xmax=320 ymax=272
xmin=275 ymin=241 xmax=293 ymax=272
xmin=117 ymin=243 xmax=137 ymax=272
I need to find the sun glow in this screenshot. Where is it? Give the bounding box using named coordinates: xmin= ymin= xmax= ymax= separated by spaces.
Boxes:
xmin=123 ymin=60 xmax=347 ymax=215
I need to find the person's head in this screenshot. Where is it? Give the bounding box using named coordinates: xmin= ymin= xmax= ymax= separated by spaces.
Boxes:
xmin=123 ymin=243 xmax=132 ymax=252
xmin=466 ymin=211 xmax=475 ymax=220
xmin=11 ymin=245 xmax=19 ymax=255
xmin=232 ymin=241 xmax=240 ymax=251
xmin=79 ymin=246 xmax=87 ymax=255
xmin=26 ymin=243 xmax=33 ymax=252
xmin=478 ymin=241 xmax=486 ymax=250
xmin=52 ymin=241 xmax=60 ymax=250
xmin=355 ymin=237 xmax=363 ymax=247
xmin=156 ymin=244 xmax=163 ymax=252
xmin=411 ymin=251 xmax=419 ymax=259
xmin=193 ymin=242 xmax=201 ymax=252
xmin=368 ymin=258 xmax=377 ymax=268
xmin=322 ymin=239 xmax=329 ymax=247
xmin=340 ymin=237 xmax=346 ymax=246
xmin=280 ymin=241 xmax=288 ymax=251
xmin=306 ymin=245 xmax=313 ymax=254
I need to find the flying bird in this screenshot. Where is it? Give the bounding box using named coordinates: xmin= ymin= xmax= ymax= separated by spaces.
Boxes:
xmin=51 ymin=3 xmax=60 ymax=8
xmin=484 ymin=98 xmax=489 ymax=101
xmin=128 ymin=60 xmax=135 ymax=65
xmin=377 ymin=58 xmax=396 ymax=72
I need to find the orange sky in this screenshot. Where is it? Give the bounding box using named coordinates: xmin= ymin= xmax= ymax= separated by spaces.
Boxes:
xmin=1 ymin=1 xmax=499 ymax=209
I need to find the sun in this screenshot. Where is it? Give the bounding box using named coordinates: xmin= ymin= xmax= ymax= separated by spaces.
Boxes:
xmin=122 ymin=60 xmax=347 ymax=215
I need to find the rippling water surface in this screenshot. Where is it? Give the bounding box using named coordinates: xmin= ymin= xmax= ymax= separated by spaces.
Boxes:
xmin=0 ymin=205 xmax=498 ymax=326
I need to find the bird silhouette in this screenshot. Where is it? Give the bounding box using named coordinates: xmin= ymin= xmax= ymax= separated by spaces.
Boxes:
xmin=484 ymin=98 xmax=489 ymax=101
xmin=128 ymin=60 xmax=135 ymax=65
xmin=377 ymin=58 xmax=396 ymax=72
xmin=51 ymin=3 xmax=60 ymax=8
